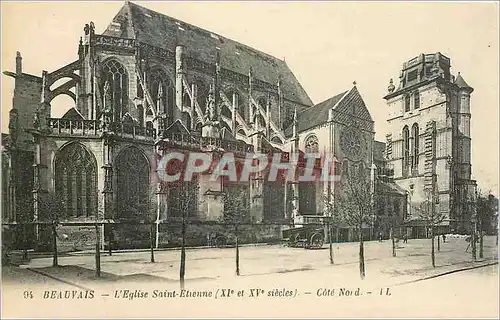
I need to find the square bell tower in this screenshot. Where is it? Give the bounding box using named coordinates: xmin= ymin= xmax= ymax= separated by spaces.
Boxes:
xmin=383 ymin=53 xmax=476 ymax=235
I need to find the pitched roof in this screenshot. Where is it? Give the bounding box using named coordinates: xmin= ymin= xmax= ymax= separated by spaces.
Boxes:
xmin=284 ymin=90 xmax=347 ymax=136
xmin=285 ymin=86 xmax=374 ymax=136
xmin=61 ymin=108 xmax=84 ymax=120
xmin=103 ymin=2 xmax=313 ymax=106
xmin=454 ymin=72 xmax=474 ymax=93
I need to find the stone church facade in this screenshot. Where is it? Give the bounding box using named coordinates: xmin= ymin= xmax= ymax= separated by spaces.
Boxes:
xmin=2 ymin=2 xmax=443 ymax=250
xmin=3 ymin=2 xmax=314 ymax=249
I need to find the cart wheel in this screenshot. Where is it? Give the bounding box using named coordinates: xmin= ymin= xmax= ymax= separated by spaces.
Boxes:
xmin=310 ymin=232 xmax=324 ymax=249
xmin=215 ymin=235 xmax=227 ymax=248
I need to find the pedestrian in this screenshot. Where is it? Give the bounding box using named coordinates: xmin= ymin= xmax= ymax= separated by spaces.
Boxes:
xmin=403 ymin=233 xmax=408 ymax=244
xmin=442 ymin=233 xmax=446 ymax=243
xmin=378 ymin=232 xmax=383 ymax=242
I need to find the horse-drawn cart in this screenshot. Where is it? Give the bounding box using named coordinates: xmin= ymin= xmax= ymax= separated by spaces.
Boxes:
xmin=282 ymin=225 xmax=325 ymax=249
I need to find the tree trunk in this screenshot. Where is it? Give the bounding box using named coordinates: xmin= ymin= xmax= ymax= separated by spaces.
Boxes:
xmin=471 ymin=228 xmax=477 ymax=261
xmin=329 ymin=224 xmax=334 ymax=264
xmin=437 ymin=231 xmax=440 ymax=252
xmin=180 ymin=214 xmax=186 ymax=290
xmin=235 ymin=225 xmax=240 ymax=276
xmin=391 ymin=226 xmax=396 ymax=257
xmin=359 ymin=228 xmax=365 ymax=279
xmin=431 ymin=227 xmax=435 ymax=268
xmin=95 ymin=224 xmax=101 ymax=277
xmin=107 ymin=225 xmax=113 ymax=256
xmin=479 ymin=232 xmax=484 ymax=259
xmin=52 ymin=223 xmax=58 ymax=267
xmin=150 ymin=222 xmax=155 ymax=263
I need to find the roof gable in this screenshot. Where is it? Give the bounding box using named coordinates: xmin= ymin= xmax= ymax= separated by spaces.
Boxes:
xmin=163 ymin=119 xmax=190 ymax=135
xmin=333 ymin=86 xmax=373 ymax=122
xmin=284 ymin=85 xmax=374 ymax=136
xmin=61 ymin=108 xmax=85 ymax=120
xmin=103 ymin=2 xmax=312 ymax=106
xmin=284 ymin=90 xmax=347 ymax=136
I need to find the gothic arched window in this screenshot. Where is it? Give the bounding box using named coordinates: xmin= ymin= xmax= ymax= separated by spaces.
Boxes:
xmin=101 ymin=60 xmax=129 ymax=122
xmin=149 ymin=69 xmax=174 ymax=121
xmin=115 ymin=147 xmax=150 ymax=219
xmin=412 ymin=123 xmax=419 ymax=169
xmin=304 ymin=135 xmax=319 ymax=153
xmin=55 ymin=143 xmax=97 ymax=217
xmin=402 ymin=126 xmax=410 ymax=174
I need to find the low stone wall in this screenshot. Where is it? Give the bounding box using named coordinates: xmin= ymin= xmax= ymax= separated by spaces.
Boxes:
xmin=157 ymin=222 xmax=283 ymax=248
xmin=50 ymin=222 xmax=283 ymax=250
xmin=55 ymin=225 xmax=97 ymax=252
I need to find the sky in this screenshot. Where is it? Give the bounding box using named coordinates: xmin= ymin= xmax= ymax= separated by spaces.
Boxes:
xmin=1 ymin=1 xmax=498 ymax=195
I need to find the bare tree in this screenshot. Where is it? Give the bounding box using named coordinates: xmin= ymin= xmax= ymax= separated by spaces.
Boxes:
xmin=419 ymin=190 xmax=445 ymax=268
xmin=376 ymin=198 xmax=402 ymax=258
xmin=323 ymin=187 xmax=343 ymax=264
xmin=169 ymin=180 xmax=199 ymax=290
xmin=334 ymin=163 xmax=373 ymax=279
xmin=222 ymin=186 xmax=250 ymax=276
xmin=38 ymin=193 xmax=67 ymax=267
xmin=475 ymin=191 xmax=497 ymax=259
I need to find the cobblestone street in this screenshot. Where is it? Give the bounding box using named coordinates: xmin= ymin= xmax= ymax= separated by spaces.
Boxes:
xmin=3 ymin=236 xmax=498 ymax=318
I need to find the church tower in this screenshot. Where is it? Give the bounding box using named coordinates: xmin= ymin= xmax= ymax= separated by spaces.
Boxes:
xmin=383 ymin=53 xmax=476 ymax=235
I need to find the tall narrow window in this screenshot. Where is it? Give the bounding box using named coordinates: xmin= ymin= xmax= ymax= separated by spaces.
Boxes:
xmin=137 ymin=105 xmax=144 ymax=128
xmin=115 ymin=147 xmax=150 ymax=220
xmin=149 ymin=69 xmax=174 ymax=123
xmin=404 ymin=95 xmax=411 ymax=112
xmin=101 ymin=60 xmax=128 ymax=122
xmin=402 ymin=126 xmax=410 ymax=175
xmin=414 ymin=91 xmax=420 ymax=109
xmin=412 ymin=123 xmax=419 ymax=170
xmin=55 ymin=143 xmax=97 ymax=217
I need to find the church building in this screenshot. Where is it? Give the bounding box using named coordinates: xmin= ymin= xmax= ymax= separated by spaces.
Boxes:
xmin=3 ymin=2 xmax=413 ymax=249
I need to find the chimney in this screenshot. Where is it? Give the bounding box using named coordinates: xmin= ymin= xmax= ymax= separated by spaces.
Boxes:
xmin=16 ymin=51 xmax=22 ymax=75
